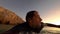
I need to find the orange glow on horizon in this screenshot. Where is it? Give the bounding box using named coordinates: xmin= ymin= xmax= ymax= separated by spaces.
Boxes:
xmin=42 ymin=10 xmax=60 ymax=25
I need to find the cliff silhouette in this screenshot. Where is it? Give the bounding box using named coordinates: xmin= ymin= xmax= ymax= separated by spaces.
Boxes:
xmin=0 ymin=7 xmax=24 ymax=25
xmin=46 ymin=23 xmax=60 ymax=28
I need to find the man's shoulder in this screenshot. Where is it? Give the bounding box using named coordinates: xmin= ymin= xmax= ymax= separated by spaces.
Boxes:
xmin=15 ymin=22 xmax=28 ymax=27
xmin=10 ymin=22 xmax=28 ymax=30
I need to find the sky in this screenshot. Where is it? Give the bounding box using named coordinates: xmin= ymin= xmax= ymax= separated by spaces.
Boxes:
xmin=0 ymin=0 xmax=60 ymax=25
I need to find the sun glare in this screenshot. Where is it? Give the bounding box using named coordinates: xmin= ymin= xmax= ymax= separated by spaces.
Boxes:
xmin=42 ymin=10 xmax=60 ymax=25
xmin=43 ymin=17 xmax=60 ymax=25
xmin=51 ymin=20 xmax=60 ymax=25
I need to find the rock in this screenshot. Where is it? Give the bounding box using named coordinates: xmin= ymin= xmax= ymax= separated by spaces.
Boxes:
xmin=0 ymin=7 xmax=24 ymax=25
xmin=46 ymin=23 xmax=60 ymax=28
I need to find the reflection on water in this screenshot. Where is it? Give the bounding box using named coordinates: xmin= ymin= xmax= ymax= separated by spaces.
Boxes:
xmin=40 ymin=26 xmax=60 ymax=34
xmin=19 ymin=26 xmax=60 ymax=34
xmin=0 ymin=24 xmax=60 ymax=34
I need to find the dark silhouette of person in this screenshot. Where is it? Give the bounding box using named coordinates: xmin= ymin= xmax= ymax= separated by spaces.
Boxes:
xmin=1 ymin=10 xmax=44 ymax=34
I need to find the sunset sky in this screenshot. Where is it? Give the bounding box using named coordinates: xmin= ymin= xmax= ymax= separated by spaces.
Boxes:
xmin=0 ymin=0 xmax=60 ymax=25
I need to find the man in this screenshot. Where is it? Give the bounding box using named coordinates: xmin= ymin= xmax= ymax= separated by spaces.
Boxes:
xmin=1 ymin=10 xmax=44 ymax=34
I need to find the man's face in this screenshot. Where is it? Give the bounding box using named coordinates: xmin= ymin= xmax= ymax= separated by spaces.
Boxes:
xmin=34 ymin=12 xmax=42 ymax=22
xmin=29 ymin=12 xmax=42 ymax=28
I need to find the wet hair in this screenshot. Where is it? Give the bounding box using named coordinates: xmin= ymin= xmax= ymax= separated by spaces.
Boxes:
xmin=26 ymin=10 xmax=37 ymax=22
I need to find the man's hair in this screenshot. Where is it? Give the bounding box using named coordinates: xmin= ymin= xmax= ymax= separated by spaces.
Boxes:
xmin=26 ymin=10 xmax=37 ymax=22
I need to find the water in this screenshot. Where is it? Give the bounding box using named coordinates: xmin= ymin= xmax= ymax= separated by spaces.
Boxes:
xmin=0 ymin=24 xmax=60 ymax=34
xmin=40 ymin=26 xmax=60 ymax=34
xmin=19 ymin=26 xmax=60 ymax=34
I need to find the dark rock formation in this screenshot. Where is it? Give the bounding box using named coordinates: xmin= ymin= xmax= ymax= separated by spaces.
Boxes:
xmin=46 ymin=23 xmax=60 ymax=28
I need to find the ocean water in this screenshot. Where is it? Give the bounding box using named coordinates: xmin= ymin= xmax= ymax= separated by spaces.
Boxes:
xmin=18 ymin=26 xmax=60 ymax=34
xmin=40 ymin=26 xmax=60 ymax=34
xmin=0 ymin=24 xmax=60 ymax=34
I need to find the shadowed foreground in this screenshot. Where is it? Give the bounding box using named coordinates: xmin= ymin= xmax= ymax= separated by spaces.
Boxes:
xmin=0 ymin=24 xmax=60 ymax=34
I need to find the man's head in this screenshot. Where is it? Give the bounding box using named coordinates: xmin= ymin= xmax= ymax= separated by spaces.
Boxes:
xmin=26 ymin=10 xmax=42 ymax=28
